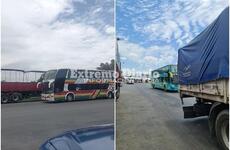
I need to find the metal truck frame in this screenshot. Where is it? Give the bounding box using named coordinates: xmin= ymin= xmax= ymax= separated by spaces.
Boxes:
xmin=180 ymin=79 xmax=229 ymax=150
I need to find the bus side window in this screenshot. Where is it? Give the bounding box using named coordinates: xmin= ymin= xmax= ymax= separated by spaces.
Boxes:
xmin=159 ymin=77 xmax=162 ymax=82
xmin=68 ymin=84 xmax=76 ymax=91
xmin=87 ymin=84 xmax=93 ymax=90
xmin=165 ymin=78 xmax=168 ymax=82
xmin=104 ymin=84 xmax=109 ymax=89
xmin=56 ymin=69 xmax=67 ymax=79
xmin=94 ymin=84 xmax=101 ymax=90
xmin=99 ymin=84 xmax=108 ymax=89
xmin=90 ymin=84 xmax=102 ymax=90
xmin=98 ymin=84 xmax=103 ymax=89
xmin=83 ymin=84 xmax=89 ymax=90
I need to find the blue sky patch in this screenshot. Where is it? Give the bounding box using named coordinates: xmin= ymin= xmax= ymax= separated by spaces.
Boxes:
xmin=116 ymin=0 xmax=228 ymax=74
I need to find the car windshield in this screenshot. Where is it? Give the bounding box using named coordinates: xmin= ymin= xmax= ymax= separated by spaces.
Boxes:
xmin=43 ymin=70 xmax=57 ymax=80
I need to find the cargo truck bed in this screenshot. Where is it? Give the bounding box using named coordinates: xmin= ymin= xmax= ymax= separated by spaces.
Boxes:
xmin=180 ymin=79 xmax=229 ymax=104
xmin=1 ymin=82 xmax=41 ymax=92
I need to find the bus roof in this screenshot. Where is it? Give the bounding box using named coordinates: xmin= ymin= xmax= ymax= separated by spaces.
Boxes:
xmin=151 ymin=64 xmax=177 ymax=72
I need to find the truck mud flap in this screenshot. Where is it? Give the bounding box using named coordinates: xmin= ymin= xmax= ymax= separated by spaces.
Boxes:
xmin=183 ymin=106 xmax=196 ymax=118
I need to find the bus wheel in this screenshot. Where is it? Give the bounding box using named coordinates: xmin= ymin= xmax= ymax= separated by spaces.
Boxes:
xmin=11 ymin=93 xmax=22 ymax=103
xmin=1 ymin=94 xmax=9 ymax=104
xmin=108 ymin=92 xmax=113 ymax=99
xmin=215 ymin=109 xmax=229 ymax=150
xmin=66 ymin=94 xmax=74 ymax=102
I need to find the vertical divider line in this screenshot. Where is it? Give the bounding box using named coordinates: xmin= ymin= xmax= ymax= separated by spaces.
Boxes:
xmin=114 ymin=0 xmax=117 ymax=149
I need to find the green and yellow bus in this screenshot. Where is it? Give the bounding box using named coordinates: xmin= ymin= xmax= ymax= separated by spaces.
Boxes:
xmin=151 ymin=65 xmax=178 ymax=91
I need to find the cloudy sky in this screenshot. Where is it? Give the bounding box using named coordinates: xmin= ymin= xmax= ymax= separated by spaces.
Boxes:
xmin=2 ymin=0 xmax=114 ymax=71
xmin=116 ymin=0 xmax=228 ymax=75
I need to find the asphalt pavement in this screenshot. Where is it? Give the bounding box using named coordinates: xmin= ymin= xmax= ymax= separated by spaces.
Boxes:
xmin=117 ymin=83 xmax=220 ymax=150
xmin=2 ymin=99 xmax=114 ymax=150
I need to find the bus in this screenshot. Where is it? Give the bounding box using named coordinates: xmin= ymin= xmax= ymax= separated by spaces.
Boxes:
xmin=41 ymin=69 xmax=114 ymax=102
xmin=151 ymin=65 xmax=178 ymax=91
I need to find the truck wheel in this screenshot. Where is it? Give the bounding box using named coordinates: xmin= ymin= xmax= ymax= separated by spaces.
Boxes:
xmin=66 ymin=94 xmax=74 ymax=102
xmin=215 ymin=110 xmax=229 ymax=150
xmin=1 ymin=94 xmax=9 ymax=104
xmin=11 ymin=93 xmax=22 ymax=103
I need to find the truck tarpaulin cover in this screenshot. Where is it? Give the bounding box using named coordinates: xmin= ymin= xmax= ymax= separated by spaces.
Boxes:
xmin=178 ymin=7 xmax=229 ymax=85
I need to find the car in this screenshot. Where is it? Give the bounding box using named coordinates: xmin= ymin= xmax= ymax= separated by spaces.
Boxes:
xmin=125 ymin=78 xmax=134 ymax=84
xmin=40 ymin=124 xmax=114 ymax=150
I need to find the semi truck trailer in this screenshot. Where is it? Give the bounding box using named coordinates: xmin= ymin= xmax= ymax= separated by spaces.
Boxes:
xmin=178 ymin=8 xmax=229 ymax=150
xmin=1 ymin=69 xmax=45 ymax=103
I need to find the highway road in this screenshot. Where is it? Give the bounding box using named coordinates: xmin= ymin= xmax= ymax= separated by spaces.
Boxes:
xmin=2 ymin=99 xmax=114 ymax=150
xmin=117 ymin=83 xmax=220 ymax=150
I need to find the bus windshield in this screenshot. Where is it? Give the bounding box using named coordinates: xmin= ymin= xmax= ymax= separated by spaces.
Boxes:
xmin=43 ymin=70 xmax=57 ymax=80
xmin=170 ymin=65 xmax=177 ymax=73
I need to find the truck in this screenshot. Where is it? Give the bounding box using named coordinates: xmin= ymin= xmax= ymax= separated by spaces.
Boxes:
xmin=178 ymin=7 xmax=229 ymax=150
xmin=1 ymin=69 xmax=45 ymax=103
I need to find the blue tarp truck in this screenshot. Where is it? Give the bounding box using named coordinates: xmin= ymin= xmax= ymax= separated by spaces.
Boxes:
xmin=178 ymin=7 xmax=229 ymax=150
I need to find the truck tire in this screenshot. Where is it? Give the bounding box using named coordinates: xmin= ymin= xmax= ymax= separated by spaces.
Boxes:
xmin=1 ymin=94 xmax=9 ymax=104
xmin=66 ymin=94 xmax=74 ymax=102
xmin=215 ymin=109 xmax=229 ymax=150
xmin=11 ymin=93 xmax=22 ymax=103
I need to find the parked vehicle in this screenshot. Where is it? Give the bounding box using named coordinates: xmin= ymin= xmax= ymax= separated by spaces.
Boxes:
xmin=40 ymin=124 xmax=114 ymax=150
xmin=1 ymin=69 xmax=45 ymax=103
xmin=125 ymin=77 xmax=134 ymax=84
xmin=151 ymin=65 xmax=178 ymax=91
xmin=134 ymin=78 xmax=143 ymax=83
xmin=41 ymin=69 xmax=114 ymax=102
xmin=178 ymin=7 xmax=229 ymax=150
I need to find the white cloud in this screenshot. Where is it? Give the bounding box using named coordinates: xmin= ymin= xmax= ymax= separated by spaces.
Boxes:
xmin=105 ymin=26 xmax=115 ymax=35
xmin=117 ymin=0 xmax=228 ymax=72
xmin=118 ymin=0 xmax=228 ymax=47
xmin=118 ymin=40 xmax=177 ymax=72
xmin=93 ymin=7 xmax=103 ymax=14
xmin=143 ymin=56 xmax=158 ymax=64
xmin=2 ymin=0 xmax=114 ymax=71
